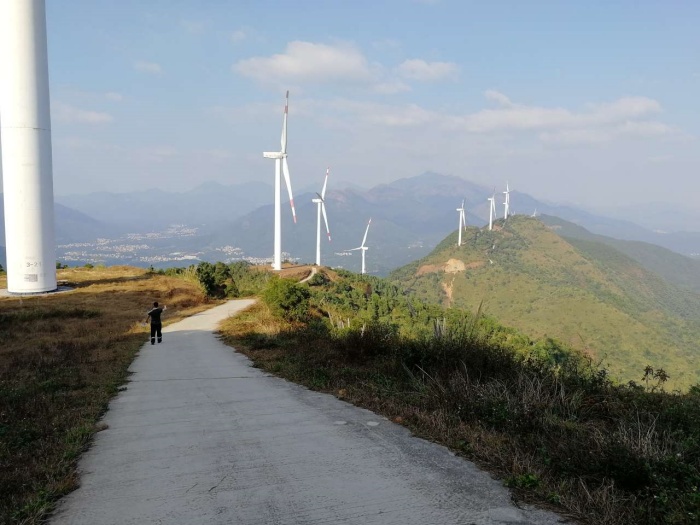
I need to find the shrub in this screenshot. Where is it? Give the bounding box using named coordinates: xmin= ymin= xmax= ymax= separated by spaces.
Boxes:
xmin=195 ymin=262 xmax=234 ymax=298
xmin=262 ymin=278 xmax=310 ymax=322
xmin=308 ymin=271 xmax=330 ymax=286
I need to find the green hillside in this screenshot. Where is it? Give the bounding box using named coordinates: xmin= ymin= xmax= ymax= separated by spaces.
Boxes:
xmin=541 ymin=214 xmax=700 ymax=294
xmin=390 ymin=216 xmax=700 ymax=389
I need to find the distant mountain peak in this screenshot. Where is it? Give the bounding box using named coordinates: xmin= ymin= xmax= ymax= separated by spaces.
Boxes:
xmin=191 ymin=181 xmax=227 ymax=193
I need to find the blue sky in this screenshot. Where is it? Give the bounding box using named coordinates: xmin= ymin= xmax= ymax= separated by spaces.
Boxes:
xmin=40 ymin=0 xmax=699 ymax=207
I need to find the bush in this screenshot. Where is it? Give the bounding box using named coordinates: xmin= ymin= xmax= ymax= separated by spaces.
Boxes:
xmin=308 ymin=271 xmax=330 ymax=286
xmin=195 ymin=262 xmax=233 ymax=298
xmin=262 ymin=278 xmax=311 ymax=322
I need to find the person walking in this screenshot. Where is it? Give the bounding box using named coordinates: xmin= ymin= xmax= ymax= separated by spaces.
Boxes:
xmin=146 ymin=301 xmax=166 ymax=345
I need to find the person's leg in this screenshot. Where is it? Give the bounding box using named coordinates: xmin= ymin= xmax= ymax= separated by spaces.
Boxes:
xmin=157 ymin=323 xmax=162 ymax=343
xmin=150 ymin=324 xmax=156 ymax=345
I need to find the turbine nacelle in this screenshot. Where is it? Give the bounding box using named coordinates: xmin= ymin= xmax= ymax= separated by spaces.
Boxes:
xmin=263 ymin=152 xmax=285 ymax=159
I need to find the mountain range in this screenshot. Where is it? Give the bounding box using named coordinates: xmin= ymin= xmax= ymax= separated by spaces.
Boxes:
xmin=56 ymin=180 xmax=271 ymax=230
xmin=389 ymin=215 xmax=700 ymax=389
xmin=213 ymin=173 xmax=700 ymax=272
xmin=0 ymin=198 xmax=112 ymax=245
xmin=2 ymin=172 xmax=700 ymax=273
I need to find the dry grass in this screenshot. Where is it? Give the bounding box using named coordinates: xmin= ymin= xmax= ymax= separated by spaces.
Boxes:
xmin=251 ymin=264 xmax=342 ymax=284
xmin=220 ymin=301 xmax=700 ymax=525
xmin=0 ymin=266 xmax=214 ymax=524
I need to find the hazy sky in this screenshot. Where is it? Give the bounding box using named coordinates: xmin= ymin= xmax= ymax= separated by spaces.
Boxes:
xmin=29 ymin=0 xmax=700 ymax=206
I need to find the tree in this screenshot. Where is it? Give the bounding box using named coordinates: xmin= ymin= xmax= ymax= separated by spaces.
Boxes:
xmin=262 ymin=278 xmax=311 ymax=322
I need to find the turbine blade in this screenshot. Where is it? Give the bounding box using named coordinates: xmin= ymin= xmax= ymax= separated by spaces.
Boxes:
xmin=321 ymin=203 xmax=331 ymax=241
xmin=282 ymin=157 xmax=296 ymax=223
xmin=281 ymin=90 xmax=289 ymax=153
xmin=321 ymin=167 xmax=329 ymax=199
xmin=361 ymin=218 xmax=371 ymax=247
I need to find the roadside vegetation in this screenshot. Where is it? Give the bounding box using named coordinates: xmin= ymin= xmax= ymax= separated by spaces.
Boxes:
xmin=0 ymin=266 xmax=212 ymax=524
xmin=220 ymin=269 xmax=700 ymax=525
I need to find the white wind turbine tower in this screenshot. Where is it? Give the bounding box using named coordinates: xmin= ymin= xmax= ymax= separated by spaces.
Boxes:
xmin=263 ymin=91 xmax=297 ymax=271
xmin=487 ymin=191 xmax=497 ymax=231
xmin=312 ymin=168 xmax=331 ymax=266
xmin=351 ymin=218 xmax=372 ymax=275
xmin=1 ymin=0 xmax=57 ymax=293
xmin=456 ymin=199 xmax=467 ymax=246
xmin=503 ymin=182 xmax=511 ymax=219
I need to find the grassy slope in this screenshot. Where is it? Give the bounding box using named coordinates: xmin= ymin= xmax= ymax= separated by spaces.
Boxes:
xmin=540 ymin=215 xmax=700 ymax=294
xmin=390 ymin=217 xmax=700 ymax=389
xmin=0 ymin=266 xmax=213 ymax=525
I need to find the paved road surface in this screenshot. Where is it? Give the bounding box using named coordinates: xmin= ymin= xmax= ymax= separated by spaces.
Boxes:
xmin=51 ymin=300 xmax=564 ymax=525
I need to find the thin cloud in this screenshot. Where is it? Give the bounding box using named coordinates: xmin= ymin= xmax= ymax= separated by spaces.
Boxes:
xmin=234 ymin=41 xmax=374 ymax=84
xmin=142 ymin=146 xmax=178 ymax=163
xmin=181 ymin=19 xmax=205 ymax=34
xmin=134 ymin=61 xmax=163 ymax=75
xmin=484 ymin=90 xmax=513 ymax=106
xmin=296 ymin=92 xmax=671 ymax=147
xmin=53 ymin=103 xmax=113 ymax=124
xmin=373 ymin=80 xmax=411 ymax=94
xmin=231 ymin=29 xmax=247 ymax=43
xmin=105 ymin=92 xmax=123 ymax=101
xmin=396 ymin=59 xmax=458 ymax=82
xmin=459 ymin=93 xmax=662 ymax=133
xmin=198 ymin=149 xmax=232 ymax=161
xmin=372 ymin=38 xmax=401 ymax=51
xmin=539 ymin=124 xmax=671 ymax=146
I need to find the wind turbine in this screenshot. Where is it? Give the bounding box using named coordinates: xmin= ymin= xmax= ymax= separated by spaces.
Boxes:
xmin=487 ymin=190 xmax=496 ymax=231
xmin=350 ymin=218 xmax=372 ymax=274
xmin=312 ymin=168 xmax=331 ymax=266
xmin=503 ymin=182 xmax=511 ymax=219
xmin=263 ymin=90 xmax=297 ymax=271
xmin=456 ymin=199 xmax=467 ymax=246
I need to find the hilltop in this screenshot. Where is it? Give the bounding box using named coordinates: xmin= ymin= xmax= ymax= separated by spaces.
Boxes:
xmin=390 ymin=215 xmax=700 ymax=388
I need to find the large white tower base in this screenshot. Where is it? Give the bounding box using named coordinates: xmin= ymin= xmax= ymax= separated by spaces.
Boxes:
xmin=0 ymin=0 xmax=57 ymax=293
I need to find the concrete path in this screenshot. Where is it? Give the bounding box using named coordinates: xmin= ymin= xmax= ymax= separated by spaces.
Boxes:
xmin=51 ymin=300 xmax=564 ymax=525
